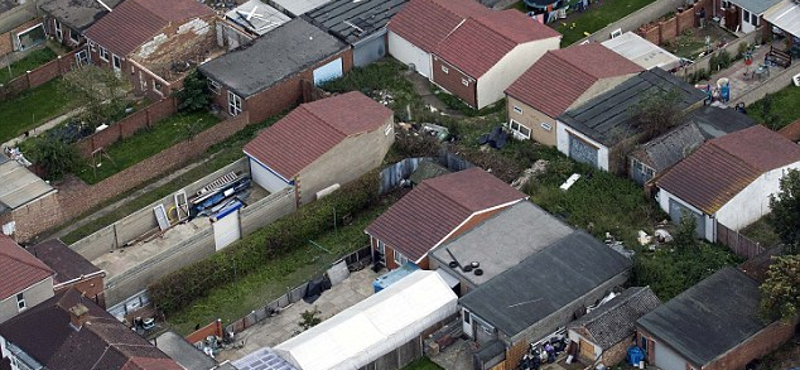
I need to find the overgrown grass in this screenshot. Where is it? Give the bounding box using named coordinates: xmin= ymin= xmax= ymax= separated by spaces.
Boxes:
xmin=0 ymin=78 xmax=77 ymax=143
xmin=747 ymin=86 xmax=800 ymax=130
xmin=553 ymin=0 xmax=659 ymax=46
xmin=322 ymin=59 xmax=421 ymax=117
xmin=431 ymin=85 xmax=506 ymax=117
xmin=740 ymin=216 xmax=782 ymax=249
xmin=0 ymin=47 xmax=58 ymax=85
xmin=61 ymin=115 xmax=282 ymax=244
xmin=166 ymin=199 xmax=396 ymax=335
xmin=401 ymin=358 xmax=444 ymax=370
xmin=75 ymin=111 xmax=220 ymax=184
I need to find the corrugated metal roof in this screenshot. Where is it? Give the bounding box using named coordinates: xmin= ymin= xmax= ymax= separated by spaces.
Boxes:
xmin=602 ymin=31 xmax=682 ymax=71
xmin=243 ymin=92 xmax=392 ymax=179
xmin=0 ymin=159 xmax=55 ymax=210
xmin=764 ymin=0 xmax=800 ymax=38
xmin=729 ymin=0 xmax=781 ymax=14
xmin=365 ymin=167 xmax=527 ymax=262
xmin=304 ymin=0 xmax=408 ymax=44
xmin=507 ymin=43 xmax=642 ymax=118
xmin=226 ymin=0 xmax=290 ymax=36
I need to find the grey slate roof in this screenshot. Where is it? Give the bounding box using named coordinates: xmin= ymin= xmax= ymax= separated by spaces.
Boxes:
xmin=39 ymin=0 xmax=123 ymax=31
xmin=0 ymin=156 xmax=55 ymax=210
xmin=569 ymin=287 xmax=661 ymax=349
xmin=430 ymin=201 xmax=573 ymax=286
xmin=304 ymin=0 xmax=408 ymax=44
xmin=637 ymin=267 xmax=769 ymax=367
xmin=685 ymin=105 xmax=756 ymax=139
xmin=154 ymin=331 xmax=218 ymax=370
xmin=729 ymin=0 xmax=782 ymax=14
xmin=199 ymin=18 xmax=347 ymax=98
xmin=460 ymin=231 xmax=632 ymax=339
xmin=558 ymin=68 xmax=706 ymax=147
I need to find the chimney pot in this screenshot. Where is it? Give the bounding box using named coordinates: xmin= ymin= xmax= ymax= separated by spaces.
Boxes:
xmin=69 ymin=304 xmax=90 ymax=330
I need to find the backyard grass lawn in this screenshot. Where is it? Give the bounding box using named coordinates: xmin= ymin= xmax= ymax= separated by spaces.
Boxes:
xmin=166 ymin=199 xmax=396 ymax=335
xmin=401 ymin=358 xmax=444 ymax=370
xmin=0 ymin=47 xmax=58 ymax=85
xmin=741 ymin=216 xmax=782 ymax=249
xmin=553 ymin=0 xmax=658 ymax=46
xmin=75 ymin=111 xmax=220 ymax=184
xmin=0 ymin=78 xmax=76 ymax=143
xmin=747 ymin=85 xmax=800 ymax=130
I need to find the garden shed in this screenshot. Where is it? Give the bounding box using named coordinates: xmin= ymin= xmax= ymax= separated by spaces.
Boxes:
xmin=274 ymin=270 xmax=458 ymax=370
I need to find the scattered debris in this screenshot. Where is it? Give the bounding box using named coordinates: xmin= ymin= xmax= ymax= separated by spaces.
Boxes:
xmin=372 ymin=90 xmax=395 ymax=106
xmin=421 ymin=123 xmax=450 ymax=141
xmin=511 ymin=159 xmax=549 ymax=190
xmin=637 ymin=230 xmax=652 ymax=246
xmin=477 ymin=125 xmax=507 ymax=149
xmin=559 ymin=173 xmax=581 ymax=191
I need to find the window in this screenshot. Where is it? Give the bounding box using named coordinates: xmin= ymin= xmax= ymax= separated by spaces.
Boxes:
xmin=69 ymin=28 xmax=80 ymax=44
xmin=394 ymin=250 xmax=408 ymax=266
xmin=721 ymin=0 xmax=730 ymax=9
xmin=513 ymin=105 xmax=523 ymax=114
xmin=111 ymin=54 xmax=121 ymax=71
xmin=461 ymin=78 xmax=470 ymax=86
xmin=99 ymin=46 xmax=108 ymax=62
xmin=463 ymin=310 xmax=471 ymax=324
xmin=208 ymin=79 xmax=221 ymax=94
xmin=441 ymin=65 xmax=449 ymax=74
xmin=153 ymin=79 xmax=163 ymax=91
xmin=508 ymin=120 xmax=532 ymax=139
xmin=743 ymin=10 xmax=750 ymax=24
xmin=16 ymin=293 xmax=26 ymax=311
xmin=228 ymin=91 xmax=242 ymax=116
xmin=377 ymin=240 xmax=385 ymax=254
xmin=751 ymin=14 xmax=759 ymax=27
xmin=89 ymin=41 xmax=96 ymax=52
xmin=540 ymin=122 xmax=552 ymax=131
xmin=54 ymin=20 xmax=62 ymax=41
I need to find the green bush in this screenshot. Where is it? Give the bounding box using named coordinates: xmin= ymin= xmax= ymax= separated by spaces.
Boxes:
xmin=149 ymin=171 xmax=381 ymax=314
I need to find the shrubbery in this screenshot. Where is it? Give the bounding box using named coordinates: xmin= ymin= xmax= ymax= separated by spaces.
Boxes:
xmin=149 ymin=171 xmax=380 ymax=314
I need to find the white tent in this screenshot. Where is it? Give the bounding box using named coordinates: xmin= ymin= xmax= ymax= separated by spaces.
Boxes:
xmin=274 ymin=270 xmax=458 ymax=370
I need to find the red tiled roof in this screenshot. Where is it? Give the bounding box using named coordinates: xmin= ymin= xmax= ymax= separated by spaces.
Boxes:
xmin=657 ymin=125 xmax=800 ymax=214
xmin=432 ymin=10 xmax=560 ymax=78
xmin=0 ymin=235 xmax=54 ymax=300
xmin=365 ymin=167 xmax=527 ymax=262
xmin=243 ymin=92 xmax=393 ymax=179
xmin=387 ymin=0 xmax=474 ymax=53
xmin=778 ymin=119 xmax=800 ymax=142
xmin=84 ymin=0 xmax=213 ymax=56
xmin=506 ymin=43 xmax=643 ymax=118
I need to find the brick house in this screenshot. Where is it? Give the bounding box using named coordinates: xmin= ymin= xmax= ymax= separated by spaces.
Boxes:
xmin=567 ymin=287 xmax=661 ymax=368
xmin=243 ymin=91 xmax=394 ymax=206
xmin=459 ymin=231 xmax=633 ymax=370
xmin=30 ymin=239 xmax=106 ymax=308
xmin=0 ymin=155 xmax=57 ymax=243
xmin=199 ymin=18 xmax=352 ymax=124
xmin=388 ymin=0 xmax=561 ymax=109
xmin=39 ymin=0 xmax=122 ymax=49
xmin=505 ymin=43 xmax=642 ymax=146
xmin=0 ymin=235 xmax=54 ymax=324
xmin=656 ymin=125 xmax=800 ymax=242
xmin=365 ymin=167 xmax=527 ymax=270
xmin=83 ymin=0 xmax=218 ymax=100
xmin=0 ymin=289 xmax=184 ymax=370
xmin=636 ymin=267 xmax=797 ymax=370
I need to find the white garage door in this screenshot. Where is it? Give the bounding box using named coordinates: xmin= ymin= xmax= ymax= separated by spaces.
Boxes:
xmin=213 ymin=205 xmax=241 ymax=251
xmin=250 ymin=158 xmax=290 ymax=192
xmin=313 ymin=58 xmax=343 ymax=86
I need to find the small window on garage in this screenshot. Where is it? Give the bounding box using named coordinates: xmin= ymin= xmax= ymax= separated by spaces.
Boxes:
xmin=513 ymin=105 xmax=523 ymax=114
xmin=461 ymin=78 xmax=470 ymax=86
xmin=208 ymin=79 xmax=220 ymax=94
xmin=228 ymin=91 xmax=242 ymax=116
xmin=441 ymin=65 xmax=449 ymax=74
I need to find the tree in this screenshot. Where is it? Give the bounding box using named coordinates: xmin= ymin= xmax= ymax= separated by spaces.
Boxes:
xmin=298 ymin=307 xmax=322 ymax=330
xmin=632 ymin=89 xmax=684 ymax=143
xmin=21 ymin=135 xmax=80 ymax=181
xmin=60 ymin=65 xmax=130 ymax=128
xmin=674 ymin=211 xmax=699 ymax=253
xmin=176 ymin=70 xmax=209 ymax=112
xmin=759 ymin=255 xmax=800 ymax=322
xmin=769 ymin=169 xmax=800 ymax=254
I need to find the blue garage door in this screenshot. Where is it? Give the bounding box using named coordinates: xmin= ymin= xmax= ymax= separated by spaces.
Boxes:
xmin=313 ymin=58 xmax=343 ymax=86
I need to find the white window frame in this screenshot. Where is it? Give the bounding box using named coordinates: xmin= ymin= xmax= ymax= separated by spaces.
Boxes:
xmin=441 ymin=65 xmax=449 ymax=74
xmin=208 ymin=79 xmax=221 ymax=95
xmin=54 ymin=20 xmax=62 ymax=41
xmin=111 ymin=54 xmax=121 ymax=71
xmin=513 ymin=105 xmax=523 ymax=114
xmin=394 ymin=250 xmax=408 ymax=266
xmin=228 ymin=91 xmax=242 ymax=116
xmin=508 ymin=119 xmax=532 ymax=139
xmin=540 ymin=122 xmax=552 ymax=131
xmin=16 ymin=292 xmax=26 ymax=311
xmin=461 ymin=78 xmax=470 ymax=86
xmin=99 ymin=47 xmax=108 ymax=61
xmin=377 ymin=240 xmax=385 ymax=254
xmin=69 ymin=28 xmax=80 ymax=44
xmin=89 ymin=40 xmax=96 ymax=52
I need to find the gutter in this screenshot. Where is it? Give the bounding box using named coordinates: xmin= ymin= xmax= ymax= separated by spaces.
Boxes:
xmin=53 ymin=270 xmax=106 ymax=289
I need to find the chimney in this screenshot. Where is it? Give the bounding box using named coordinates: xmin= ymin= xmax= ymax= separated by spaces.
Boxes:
xmin=69 ymin=304 xmax=90 ymax=330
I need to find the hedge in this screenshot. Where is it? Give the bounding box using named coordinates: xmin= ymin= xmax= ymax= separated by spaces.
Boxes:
xmin=148 ymin=171 xmax=380 ymax=314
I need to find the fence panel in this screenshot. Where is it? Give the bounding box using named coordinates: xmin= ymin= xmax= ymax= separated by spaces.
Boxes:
xmin=717 ymin=222 xmax=764 ymax=259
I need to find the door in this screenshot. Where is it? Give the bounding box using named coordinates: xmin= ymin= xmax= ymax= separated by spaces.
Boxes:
xmin=313 ymin=58 xmax=343 ymax=86
xmin=669 ymin=198 xmax=705 ymax=238
xmin=213 ymin=207 xmax=241 ymax=251
xmin=249 ymin=158 xmax=290 ymax=192
xmin=569 ymin=134 xmax=599 ymax=168
xmin=54 ymin=20 xmax=62 ymax=41
xmin=579 ymin=338 xmax=595 ymax=361
xmin=75 ymin=49 xmax=90 ymax=67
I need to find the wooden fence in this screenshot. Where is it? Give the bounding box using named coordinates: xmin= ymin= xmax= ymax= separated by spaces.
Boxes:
xmin=717 ymin=221 xmax=764 ymax=259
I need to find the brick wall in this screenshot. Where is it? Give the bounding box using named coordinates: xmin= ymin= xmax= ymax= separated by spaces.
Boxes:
xmin=704 ymin=319 xmax=797 ymax=370
xmin=431 ymin=55 xmax=477 ymax=108
xmin=75 ymin=97 xmax=178 ymax=158
xmin=601 ymin=337 xmax=635 ymax=366
xmin=661 ymin=17 xmax=678 ymax=42
xmin=0 ymin=18 xmax=40 ymax=56
xmin=54 ymin=274 xmax=106 ymax=308
xmin=0 ymin=47 xmax=83 ymax=101
xmin=185 ymin=319 xmax=223 ymax=344
xmin=12 ymin=112 xmax=251 ymax=242
xmin=677 ymin=9 xmax=695 ymax=35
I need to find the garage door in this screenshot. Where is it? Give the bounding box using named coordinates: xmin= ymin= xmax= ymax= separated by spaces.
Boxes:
xmin=569 ymin=134 xmax=599 ymax=168
xmin=250 ymin=158 xmax=290 ymax=192
xmin=313 ymin=58 xmax=343 ymax=86
xmin=213 ymin=202 xmax=242 ymax=251
xmin=669 ymin=198 xmax=705 ymax=238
